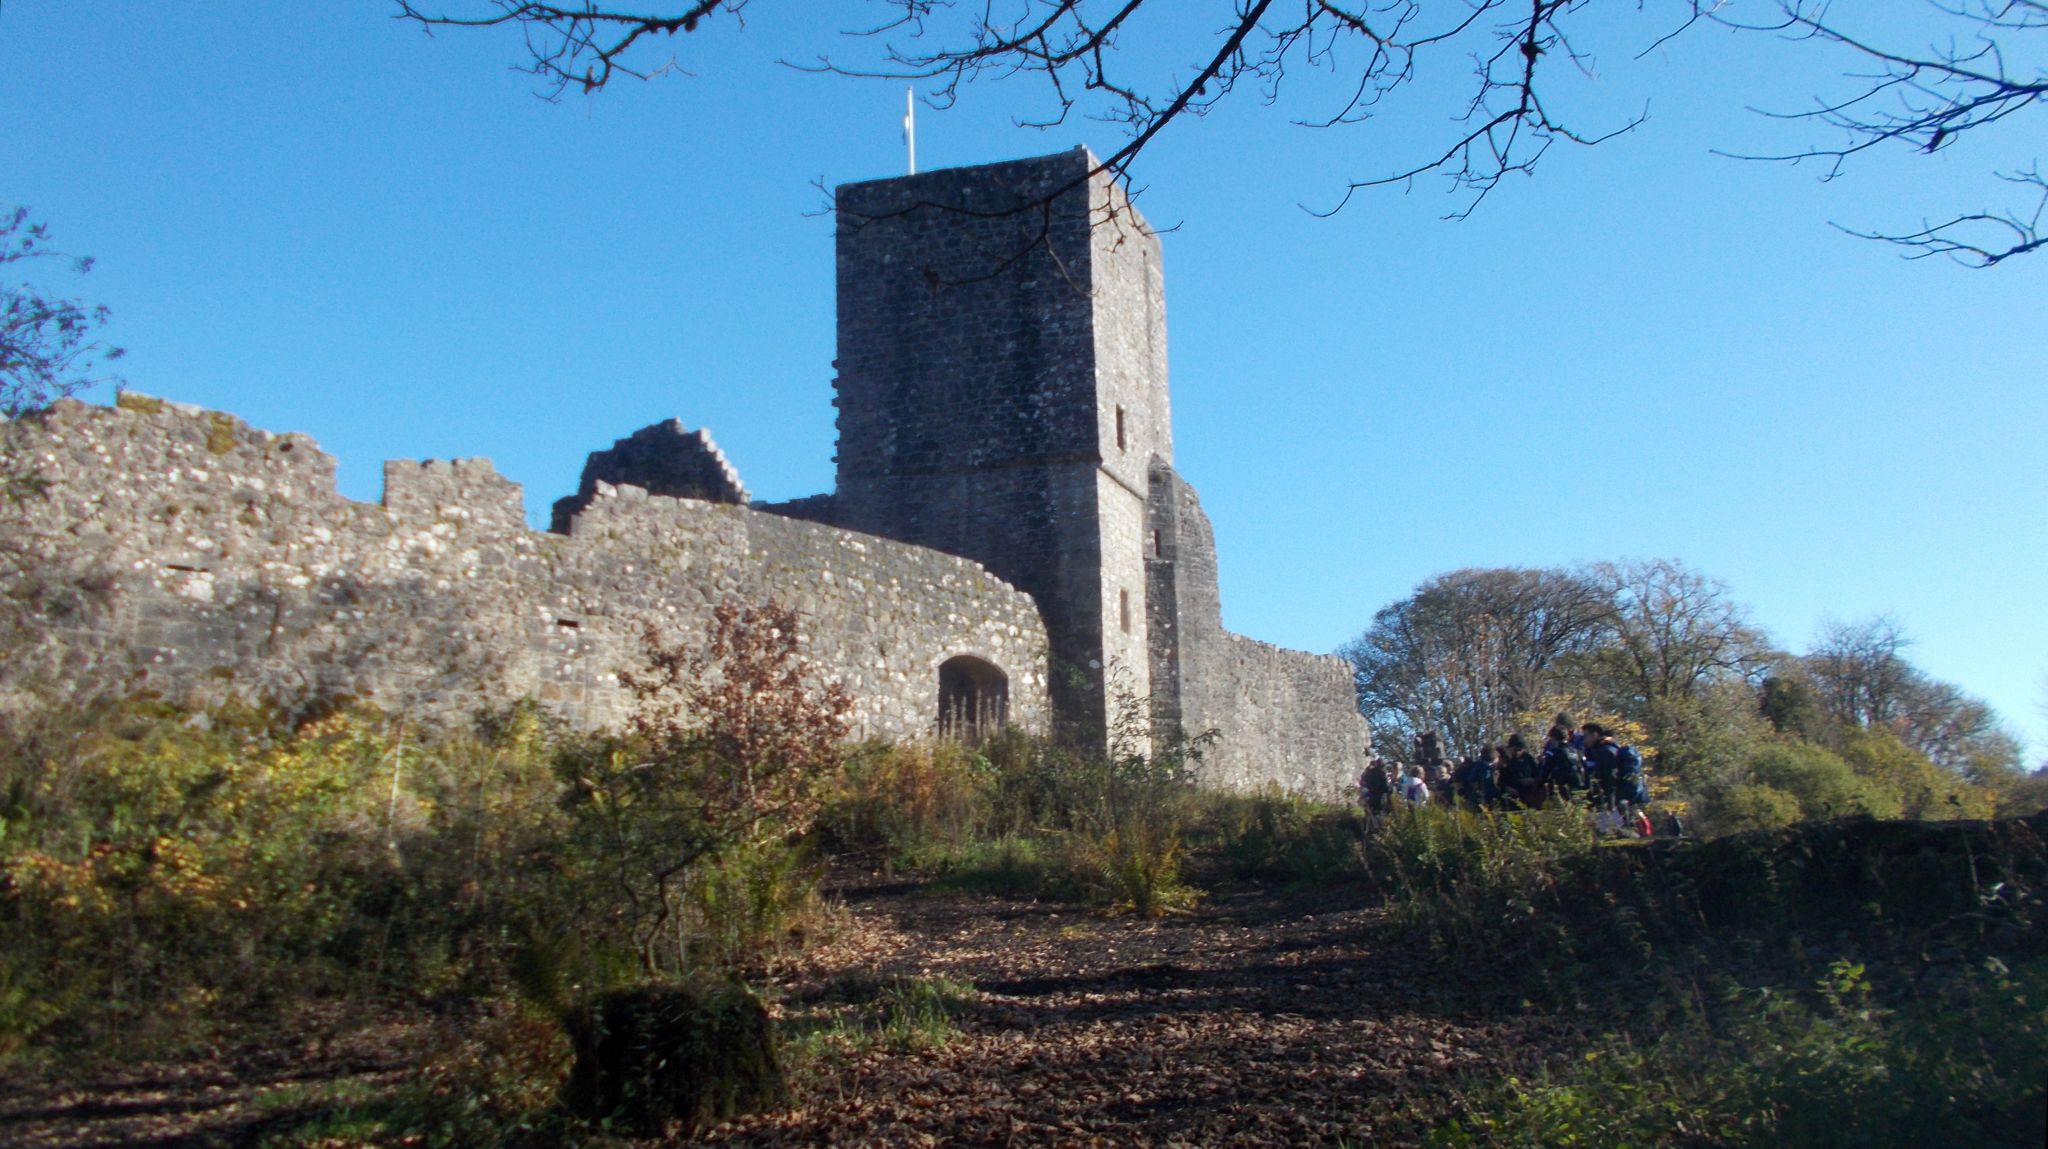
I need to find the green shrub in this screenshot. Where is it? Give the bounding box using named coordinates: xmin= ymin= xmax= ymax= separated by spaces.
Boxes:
xmin=560 ymin=981 xmax=785 ymax=1137
xmin=921 ymin=833 xmax=1069 ymax=898
xmin=1192 ymin=787 xmax=1364 ymax=881
xmin=1072 ymin=813 xmax=1201 ymax=916
xmin=818 ymin=739 xmax=995 ymax=861
xmin=1362 ymin=804 xmax=1611 ymax=996
xmin=1750 ymin=741 xmax=1898 ymax=820
xmin=872 ymin=976 xmax=976 ymax=1051
xmin=1433 ymin=957 xmax=2048 ymax=1149
xmin=1700 ymin=781 xmax=1803 ymax=834
xmin=0 ymin=699 xmax=420 ymax=1050
xmin=1839 ymin=730 xmax=1998 ymax=820
xmin=682 ymin=837 xmax=822 ymax=973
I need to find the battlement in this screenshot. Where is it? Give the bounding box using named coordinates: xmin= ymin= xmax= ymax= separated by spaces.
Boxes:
xmin=0 ymin=396 xmax=1048 ymax=740
xmin=549 ymin=418 xmax=749 ymax=533
xmin=0 ymin=151 xmax=1370 ymax=796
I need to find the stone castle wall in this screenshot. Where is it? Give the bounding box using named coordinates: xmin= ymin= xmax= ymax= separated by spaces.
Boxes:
xmin=1147 ymin=463 xmax=1368 ymax=798
xmin=0 ymin=397 xmax=1049 ymax=738
xmin=827 ymin=149 xmax=1145 ymax=741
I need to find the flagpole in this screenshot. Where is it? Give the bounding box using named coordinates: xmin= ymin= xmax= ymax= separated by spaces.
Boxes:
xmin=904 ymin=87 xmax=917 ymax=175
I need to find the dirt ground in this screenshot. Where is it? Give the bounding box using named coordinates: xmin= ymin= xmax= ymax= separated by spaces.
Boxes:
xmin=0 ymin=875 xmax=1554 ymax=1148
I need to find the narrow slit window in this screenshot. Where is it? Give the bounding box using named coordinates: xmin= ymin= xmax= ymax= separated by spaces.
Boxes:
xmin=1119 ymin=588 xmax=1131 ymax=634
xmin=1152 ymin=529 xmax=1163 ymax=557
xmin=1115 ymin=405 xmax=1127 ymax=452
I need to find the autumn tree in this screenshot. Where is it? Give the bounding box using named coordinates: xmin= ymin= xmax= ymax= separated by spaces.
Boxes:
xmin=1804 ymin=614 xmax=2023 ymax=778
xmin=395 ymin=1 xmax=2046 ymax=263
xmin=557 ymin=599 xmax=852 ymax=975
xmin=1580 ymin=558 xmax=1773 ymax=773
xmin=1341 ymin=565 xmax=1611 ymax=754
xmin=1 ymin=206 xmax=124 ymax=418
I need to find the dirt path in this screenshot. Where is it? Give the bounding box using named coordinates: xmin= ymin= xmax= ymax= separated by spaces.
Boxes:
xmin=1 ymin=877 xmax=1549 ymax=1148
xmin=708 ymin=877 xmax=1545 ymax=1148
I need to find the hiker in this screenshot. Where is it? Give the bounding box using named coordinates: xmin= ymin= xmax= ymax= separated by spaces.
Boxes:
xmin=1633 ymin=807 xmax=1655 ymax=839
xmin=1583 ymin=723 xmax=1622 ymax=808
xmin=1421 ymin=757 xmax=1451 ymax=805
xmin=1361 ymin=758 xmax=1392 ymax=815
xmin=1413 ymin=731 xmax=1446 ymax=772
xmin=1399 ymin=766 xmax=1431 ymax=807
xmin=1541 ymin=724 xmax=1587 ymax=803
xmin=1454 ymin=748 xmax=1498 ymax=810
xmin=1556 ymin=712 xmax=1585 ymax=755
xmin=1584 ymin=722 xmax=1649 ymax=811
xmin=1500 ymin=734 xmax=1544 ymax=810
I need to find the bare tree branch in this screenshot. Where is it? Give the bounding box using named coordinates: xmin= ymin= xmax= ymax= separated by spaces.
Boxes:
xmin=1711 ymin=1 xmax=2045 ymax=262
xmin=395 ymin=0 xmax=744 ymax=96
xmin=394 ymin=1 xmax=2046 ymax=261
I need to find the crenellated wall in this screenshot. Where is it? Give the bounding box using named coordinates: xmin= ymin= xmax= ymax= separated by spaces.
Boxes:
xmin=0 ymin=397 xmax=1049 ymax=738
xmin=0 ymin=149 xmax=1376 ymax=797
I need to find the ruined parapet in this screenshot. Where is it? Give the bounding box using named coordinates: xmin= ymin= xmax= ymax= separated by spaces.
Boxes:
xmin=0 ymin=398 xmax=1050 ymax=740
xmin=550 ymin=419 xmax=748 ymax=534
xmin=1146 ymin=457 xmax=1368 ymax=797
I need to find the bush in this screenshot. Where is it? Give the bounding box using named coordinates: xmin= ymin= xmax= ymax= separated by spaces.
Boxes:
xmin=1364 ymin=804 xmax=1601 ymax=992
xmin=0 ymin=699 xmax=424 ymax=1051
xmin=922 ymin=833 xmax=1070 ymax=898
xmin=1192 ymin=787 xmax=1365 ymax=881
xmin=1072 ymin=813 xmax=1200 ymax=916
xmin=1434 ymin=957 xmax=2048 ymax=1149
xmin=559 ymin=981 xmax=785 ymax=1137
xmin=818 ymin=739 xmax=995 ymax=862
xmin=1749 ymin=741 xmax=1898 ymax=820
xmin=1699 ymin=780 xmax=1802 ymax=834
xmin=682 ymin=837 xmax=823 ymax=973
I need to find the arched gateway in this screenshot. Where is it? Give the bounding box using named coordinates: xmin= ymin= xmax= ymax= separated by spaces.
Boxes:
xmin=937 ymin=655 xmax=1008 ymax=743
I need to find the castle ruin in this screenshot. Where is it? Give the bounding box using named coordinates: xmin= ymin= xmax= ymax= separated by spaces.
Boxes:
xmin=0 ymin=149 xmax=1368 ymax=795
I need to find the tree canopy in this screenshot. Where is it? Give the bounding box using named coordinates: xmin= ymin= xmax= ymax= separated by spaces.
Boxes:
xmin=1343 ymin=566 xmax=2042 ymax=829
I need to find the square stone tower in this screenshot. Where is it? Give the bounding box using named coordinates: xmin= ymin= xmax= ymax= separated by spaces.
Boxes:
xmin=830 ymin=148 xmax=1170 ymax=743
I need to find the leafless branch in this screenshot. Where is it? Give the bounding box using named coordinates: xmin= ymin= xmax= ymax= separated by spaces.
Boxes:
xmin=394 ymin=1 xmax=2046 ymax=261
xmin=1709 ymin=1 xmax=2044 ymax=261
xmin=395 ymin=0 xmax=743 ymax=97
xmin=1836 ymin=164 xmax=2046 ymax=265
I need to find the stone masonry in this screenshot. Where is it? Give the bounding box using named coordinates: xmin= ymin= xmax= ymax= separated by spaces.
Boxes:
xmin=0 ymin=397 xmax=1047 ymax=741
xmin=0 ymin=148 xmax=1370 ymax=796
xmin=757 ymin=148 xmax=1368 ymax=792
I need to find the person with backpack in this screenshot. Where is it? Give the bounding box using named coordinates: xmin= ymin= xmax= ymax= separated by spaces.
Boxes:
xmin=1541 ymin=724 xmax=1587 ymax=803
xmin=1584 ymin=722 xmax=1649 ymax=811
xmin=1583 ymin=722 xmax=1623 ymax=808
xmin=1422 ymin=758 xmax=1452 ymax=806
xmin=1610 ymin=739 xmax=1649 ymax=810
xmin=1452 ymin=749 xmax=1494 ymax=811
xmin=1500 ymin=733 xmax=1544 ymax=809
xmin=1361 ymin=758 xmax=1392 ymax=816
xmin=1556 ymin=713 xmax=1585 ymax=755
xmin=1398 ymin=766 xmax=1431 ymax=807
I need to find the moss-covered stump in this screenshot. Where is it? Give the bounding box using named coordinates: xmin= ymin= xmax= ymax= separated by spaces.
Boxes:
xmin=560 ymin=982 xmax=786 ymax=1135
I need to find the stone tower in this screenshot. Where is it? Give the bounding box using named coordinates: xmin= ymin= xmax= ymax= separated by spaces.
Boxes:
xmin=826 ymin=148 xmax=1168 ymax=743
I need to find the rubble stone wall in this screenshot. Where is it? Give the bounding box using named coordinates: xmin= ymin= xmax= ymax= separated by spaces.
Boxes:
xmin=0 ymin=397 xmax=1049 ymax=739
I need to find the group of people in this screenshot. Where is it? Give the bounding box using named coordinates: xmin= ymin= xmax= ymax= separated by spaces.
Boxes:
xmin=1359 ymin=718 xmax=1675 ymax=838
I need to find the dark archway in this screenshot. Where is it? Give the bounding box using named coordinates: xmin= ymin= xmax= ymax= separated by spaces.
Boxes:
xmin=937 ymin=655 xmax=1009 ymax=743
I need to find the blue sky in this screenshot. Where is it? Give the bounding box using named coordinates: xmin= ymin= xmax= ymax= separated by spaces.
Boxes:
xmin=4 ymin=3 xmax=2043 ymax=757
